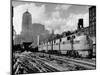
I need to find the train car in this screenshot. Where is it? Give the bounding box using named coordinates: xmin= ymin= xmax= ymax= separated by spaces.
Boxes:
xmin=39 ymin=33 xmax=93 ymax=58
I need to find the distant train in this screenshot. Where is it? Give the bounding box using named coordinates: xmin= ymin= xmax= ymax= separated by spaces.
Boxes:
xmin=39 ymin=33 xmax=93 ymax=58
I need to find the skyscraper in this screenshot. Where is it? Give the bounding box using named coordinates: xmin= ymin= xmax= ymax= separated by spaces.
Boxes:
xmin=16 ymin=9 xmax=50 ymax=45
xmin=22 ymin=10 xmax=32 ymax=33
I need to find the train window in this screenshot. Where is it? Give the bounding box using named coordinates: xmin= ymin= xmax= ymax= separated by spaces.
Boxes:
xmin=60 ymin=38 xmax=62 ymax=42
xmin=63 ymin=41 xmax=66 ymax=44
xmin=54 ymin=40 xmax=56 ymax=43
xmin=72 ymin=35 xmax=75 ymax=39
xmin=67 ymin=36 xmax=70 ymax=40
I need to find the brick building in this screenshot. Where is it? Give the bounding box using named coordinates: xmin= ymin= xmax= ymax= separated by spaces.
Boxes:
xmin=89 ymin=6 xmax=96 ymax=37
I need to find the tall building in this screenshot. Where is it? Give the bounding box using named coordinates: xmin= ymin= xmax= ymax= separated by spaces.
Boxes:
xmin=22 ymin=10 xmax=32 ymax=33
xmin=89 ymin=6 xmax=96 ymax=56
xmin=89 ymin=6 xmax=96 ymax=36
xmin=14 ymin=9 xmax=50 ymax=45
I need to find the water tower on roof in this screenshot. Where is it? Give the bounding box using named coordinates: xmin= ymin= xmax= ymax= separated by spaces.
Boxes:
xmin=77 ymin=18 xmax=83 ymax=30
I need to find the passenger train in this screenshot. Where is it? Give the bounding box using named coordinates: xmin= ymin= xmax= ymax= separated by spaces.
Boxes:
xmin=38 ymin=32 xmax=93 ymax=58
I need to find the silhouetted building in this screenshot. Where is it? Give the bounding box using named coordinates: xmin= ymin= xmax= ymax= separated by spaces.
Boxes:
xmin=76 ymin=18 xmax=89 ymax=35
xmin=78 ymin=19 xmax=83 ymax=30
xmin=89 ymin=6 xmax=96 ymax=57
xmin=89 ymin=6 xmax=96 ymax=36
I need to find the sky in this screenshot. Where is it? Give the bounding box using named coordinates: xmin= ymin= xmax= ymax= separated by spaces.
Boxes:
xmin=12 ymin=1 xmax=91 ymax=34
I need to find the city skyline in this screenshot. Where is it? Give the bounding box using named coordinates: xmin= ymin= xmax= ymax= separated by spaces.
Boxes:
xmin=12 ymin=1 xmax=91 ymax=34
xmin=12 ymin=1 xmax=96 ymax=74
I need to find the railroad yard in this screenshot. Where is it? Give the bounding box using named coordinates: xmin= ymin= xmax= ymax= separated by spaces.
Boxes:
xmin=13 ymin=51 xmax=96 ymax=74
xmin=11 ymin=1 xmax=96 ymax=75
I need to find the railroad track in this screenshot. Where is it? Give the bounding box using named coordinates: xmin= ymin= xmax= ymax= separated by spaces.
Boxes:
xmin=41 ymin=63 xmax=59 ymax=72
xmin=55 ymin=58 xmax=95 ymax=69
xmin=35 ymin=53 xmax=96 ymax=70
xmin=36 ymin=58 xmax=59 ymax=72
xmin=53 ymin=56 xmax=96 ymax=69
xmin=44 ymin=54 xmax=96 ymax=69
xmin=25 ymin=53 xmax=60 ymax=72
xmin=13 ymin=52 xmax=96 ymax=74
xmin=13 ymin=53 xmax=60 ymax=74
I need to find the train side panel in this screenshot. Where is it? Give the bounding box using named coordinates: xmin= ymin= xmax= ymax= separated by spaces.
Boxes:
xmin=39 ymin=34 xmax=93 ymax=57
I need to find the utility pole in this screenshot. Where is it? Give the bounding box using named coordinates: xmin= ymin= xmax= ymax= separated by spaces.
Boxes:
xmin=51 ymin=29 xmax=54 ymax=51
xmin=51 ymin=40 xmax=53 ymax=51
xmin=59 ymin=38 xmax=61 ymax=54
xmin=37 ymin=35 xmax=40 ymax=51
xmin=71 ymin=38 xmax=74 ymax=51
xmin=37 ymin=35 xmax=40 ymax=47
xmin=70 ymin=35 xmax=75 ymax=51
xmin=46 ymin=40 xmax=48 ymax=52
